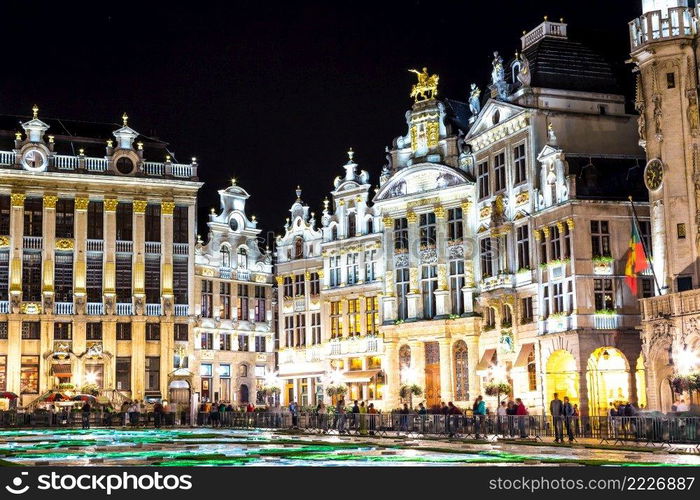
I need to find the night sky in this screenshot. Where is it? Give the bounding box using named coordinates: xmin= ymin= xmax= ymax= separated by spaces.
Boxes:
xmin=1 ymin=0 xmax=639 ymax=241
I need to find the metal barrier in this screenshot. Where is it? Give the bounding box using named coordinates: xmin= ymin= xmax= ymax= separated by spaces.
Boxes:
xmin=0 ymin=411 xmax=177 ymax=428
xmin=194 ymin=412 xmax=700 ymax=446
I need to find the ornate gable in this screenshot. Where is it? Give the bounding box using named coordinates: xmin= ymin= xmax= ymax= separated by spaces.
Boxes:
xmin=373 ymin=162 xmax=471 ymax=202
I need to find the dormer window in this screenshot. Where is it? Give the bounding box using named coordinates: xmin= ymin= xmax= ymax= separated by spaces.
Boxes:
xmin=237 ymin=248 xmax=247 ymax=269
xmin=294 ymin=238 xmax=304 ymax=259
xmin=221 ymin=246 xmax=231 ymax=268
xmin=331 ymin=226 xmax=338 ymax=241
xmin=347 ymin=213 xmax=356 ymax=238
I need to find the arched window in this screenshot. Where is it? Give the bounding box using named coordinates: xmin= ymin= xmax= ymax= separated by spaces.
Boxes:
xmin=347 ymin=213 xmax=356 ymax=238
xmin=399 ymin=344 xmax=411 ymax=384
xmin=237 ymin=248 xmax=247 ymax=269
xmin=294 ymin=237 xmax=303 ymax=259
xmin=527 ymin=350 xmax=537 ymax=391
xmin=502 ymin=304 xmax=512 ymax=327
xmin=238 ymin=363 xmax=248 ymax=377
xmin=239 ymin=384 xmax=249 ymax=403
xmin=220 ymin=246 xmax=231 ymax=268
xmin=366 ymin=217 xmax=374 ymax=234
xmin=454 ymin=340 xmax=469 ymax=401
xmin=331 ymin=225 xmax=338 ymax=241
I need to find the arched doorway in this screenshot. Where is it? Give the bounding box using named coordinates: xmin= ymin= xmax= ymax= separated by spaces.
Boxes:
xmin=239 ymin=384 xmax=249 ymax=403
xmin=635 ymin=355 xmax=647 ymax=409
xmin=545 ymin=350 xmax=579 ymax=407
xmin=586 ymin=347 xmax=630 ymax=416
xmin=169 ymin=380 xmax=191 ymax=408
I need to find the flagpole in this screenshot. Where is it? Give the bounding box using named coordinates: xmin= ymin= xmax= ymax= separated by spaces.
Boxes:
xmin=628 ymin=196 xmax=663 ymax=295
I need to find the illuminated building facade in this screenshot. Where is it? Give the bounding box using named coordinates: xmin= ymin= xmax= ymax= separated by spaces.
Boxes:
xmin=0 ymin=108 xmax=201 ymax=408
xmin=631 ymin=0 xmax=700 ymax=411
xmin=192 ymin=181 xmax=275 ymax=406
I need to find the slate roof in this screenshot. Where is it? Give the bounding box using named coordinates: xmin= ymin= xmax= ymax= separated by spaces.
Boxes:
xmin=567 ymin=155 xmax=648 ymax=201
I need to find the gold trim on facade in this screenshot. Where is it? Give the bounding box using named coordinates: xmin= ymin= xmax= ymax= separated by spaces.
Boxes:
xmin=42 ymin=194 xmax=58 ymax=209
xmin=55 ymin=238 xmax=75 ymax=251
xmin=103 ymin=199 xmax=119 ymax=212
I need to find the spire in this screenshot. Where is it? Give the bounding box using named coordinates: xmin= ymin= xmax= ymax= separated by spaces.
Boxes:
xmin=32 ymin=104 xmax=39 ymax=119
xmin=122 ymin=112 xmax=129 ymax=126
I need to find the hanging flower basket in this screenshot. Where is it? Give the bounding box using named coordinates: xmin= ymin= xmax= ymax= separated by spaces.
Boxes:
xmin=399 ymin=384 xmax=423 ymax=399
xmin=484 ymin=383 xmax=511 ymax=397
xmin=326 ymin=385 xmax=348 ymax=398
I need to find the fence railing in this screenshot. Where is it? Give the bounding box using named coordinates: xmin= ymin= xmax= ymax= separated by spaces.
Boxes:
xmin=194 ymin=412 xmax=700 ymax=446
xmin=0 ymin=410 xmax=183 ymax=428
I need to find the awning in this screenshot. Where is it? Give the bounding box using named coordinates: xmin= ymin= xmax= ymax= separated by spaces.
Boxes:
xmin=342 ymin=369 xmax=381 ymax=383
xmin=476 ymin=349 xmax=497 ymax=372
xmin=52 ymin=364 xmax=72 ymax=377
xmin=514 ymin=343 xmax=535 ymax=368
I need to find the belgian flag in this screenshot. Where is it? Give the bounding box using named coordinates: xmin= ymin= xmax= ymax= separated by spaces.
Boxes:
xmin=625 ymin=223 xmax=649 ymax=295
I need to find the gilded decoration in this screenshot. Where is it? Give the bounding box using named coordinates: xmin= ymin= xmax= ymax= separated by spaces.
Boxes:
xmin=10 ymin=193 xmax=26 ymax=207
xmin=381 ymin=215 xmax=393 ymax=227
xmin=433 ymin=205 xmax=446 ymax=218
xmin=542 ymin=226 xmax=551 ymax=239
xmin=406 ymin=210 xmax=418 ymax=224
xmin=42 ymin=195 xmax=58 ymax=209
xmin=480 ymin=206 xmax=491 ymax=219
xmin=437 ymin=264 xmax=448 ymax=290
xmin=409 ymin=67 xmax=439 ymax=102
xmin=20 ymin=302 xmax=42 ymax=314
xmin=0 ymin=236 xmax=9 ymax=248
xmin=427 ymin=121 xmax=440 ymax=147
xmin=410 ymin=125 xmax=418 ymax=151
xmin=460 ymin=200 xmax=472 ymax=212
xmin=515 ymin=191 xmax=529 ymax=205
xmin=556 ymin=221 xmax=565 ymax=233
xmin=533 ymin=229 xmax=542 ymax=241
xmin=132 ymin=200 xmax=148 ymax=213
xmin=407 ymin=197 xmax=440 ymax=209
xmin=74 ymin=197 xmax=90 ymax=211
xmin=103 ymin=199 xmax=119 ymax=212
xmin=55 ymin=239 xmax=74 ymax=251
xmin=317 ymin=269 xmax=324 ymax=279
xmin=409 ymin=268 xmax=419 ymax=293
xmin=566 ymin=217 xmax=575 ymax=230
xmin=161 ymin=201 xmax=175 ymax=215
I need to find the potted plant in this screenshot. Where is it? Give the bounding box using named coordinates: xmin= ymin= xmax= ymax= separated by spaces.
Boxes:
xmin=399 ymin=384 xmax=423 ymax=408
xmin=484 ymin=382 xmax=512 ymax=406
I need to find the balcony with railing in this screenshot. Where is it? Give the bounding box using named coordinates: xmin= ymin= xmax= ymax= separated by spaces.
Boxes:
xmin=115 ymin=240 xmax=133 ymax=253
xmin=23 ymin=236 xmax=42 ymax=249
xmin=481 ymin=273 xmax=515 ymax=292
xmin=326 ymin=336 xmax=384 ymax=357
xmin=116 ymin=303 xmax=132 ymax=316
xmin=145 ymin=242 xmax=161 ymax=254
xmin=236 ymin=269 xmax=250 ymax=281
xmin=629 ymin=6 xmax=695 ymax=50
xmin=145 ymin=303 xmax=162 ymax=316
xmin=86 ymin=239 xmax=104 ymax=252
xmin=220 ymin=267 xmax=232 ymax=279
xmin=54 ymin=302 xmax=74 ymax=315
xmin=173 ymin=243 xmax=189 ymax=256
xmin=0 ymin=301 xmax=8 ymax=314
xmin=86 ymin=302 xmax=104 ymax=315
xmin=174 ymin=304 xmax=189 ymax=316
xmin=593 ymin=313 xmax=621 ymax=330
xmin=0 ymin=151 xmax=16 ymax=165
xmin=641 ymin=287 xmax=700 ymax=322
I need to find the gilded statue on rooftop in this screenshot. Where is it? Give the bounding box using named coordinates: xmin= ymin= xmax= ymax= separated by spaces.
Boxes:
xmin=409 ymin=67 xmax=439 ymax=102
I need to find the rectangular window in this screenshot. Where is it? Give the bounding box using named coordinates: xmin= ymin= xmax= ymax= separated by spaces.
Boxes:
xmin=516 ymin=225 xmax=530 ymax=270
xmin=116 ymin=202 xmax=133 ymax=241
xmin=174 ymin=323 xmax=188 ymax=341
xmin=22 ymin=250 xmax=42 ymax=301
xmin=667 ymin=72 xmax=676 ymax=89
xmin=480 ymin=238 xmax=493 ymax=278
xmin=421 ymin=265 xmax=438 ymax=319
xmin=419 ymin=212 xmax=436 ymax=247
xmin=21 ymin=321 xmax=40 ymax=339
xmin=365 ymin=296 xmax=379 ymax=335
xmin=86 ymin=253 xmax=103 ymax=303
xmin=0 ymin=322 xmax=6 ymax=340
xmin=393 ymin=218 xmax=408 ymax=251
xmin=550 ymin=224 xmax=561 ymax=261
xmin=238 ymin=334 xmax=249 ymax=352
xmin=494 ymin=152 xmax=506 ymax=192
xmin=146 ymin=323 xmax=160 ymax=341
xmin=200 ymin=280 xmax=213 ymax=318
xmin=145 ymin=357 xmax=160 ymax=391
xmin=87 ymin=201 xmax=103 ymax=240
xmin=200 ymin=332 xmax=213 ymax=350
xmin=591 ymin=220 xmax=611 ymax=257
xmin=116 ymin=357 xmax=131 ymax=391
xmin=539 ymin=231 xmax=548 ymax=265
xmin=86 ymin=322 xmax=102 ymax=340
xmin=330 ymin=301 xmax=341 ymax=339
xmin=364 ymin=250 xmax=377 ymax=282
xmin=449 ymin=259 xmax=465 ymax=315
xmin=309 ymin=272 xmax=320 ymax=295
xmin=220 ymin=282 xmax=231 ymax=319
xmin=254 ymin=285 xmax=266 ymax=322
xmin=594 ymin=278 xmax=614 ymax=311
xmin=116 ymin=322 xmax=132 ymax=340
xmin=145 ymin=254 xmax=160 ymax=304
xmin=173 ymin=206 xmax=189 ymax=244
xmin=20 ymin=355 xmax=39 ymax=394
xmin=237 ymin=284 xmax=249 ymax=320
xmin=54 ymin=252 xmax=74 ymax=303
xmin=145 ymin=204 xmax=161 ymax=242
xmin=447 ymin=208 xmax=463 ymax=242
xmin=294 ymin=274 xmax=305 ymax=296
xmin=55 ymin=199 xmax=74 ymax=238
xmin=0 ymin=250 xmax=7 ymax=301
xmin=396 ymin=267 xmax=410 ymax=320
xmin=562 ymin=223 xmax=571 ymax=259
xmin=173 ymin=256 xmax=188 ymax=304
xmin=115 ymin=253 xmax=132 ymax=303
xmin=347 ymin=298 xmax=360 ymax=336
xmin=346 ymin=253 xmax=359 ymax=285
xmin=641 ymin=277 xmax=654 ymax=298
xmin=542 ymin=287 xmax=550 ymax=318
xmin=0 ymin=355 xmax=6 ymax=391
xmin=255 ymin=335 xmax=265 ymax=353
xmin=311 ymin=312 xmax=322 ymax=344
xmin=552 ymin=282 xmax=564 ymax=314
xmin=295 ymin=313 xmax=306 ymax=346
xmin=54 ymin=322 xmax=72 ymax=340
xmin=566 ymin=280 xmax=574 ymax=313
xmin=513 ymin=143 xmax=527 ymax=184
xmin=23 ymin=198 xmax=42 ymax=237
xmin=477 ymin=161 xmax=490 ymax=199
xmin=678 ymin=223 xmax=687 ymax=239
xmin=284 ymin=315 xmax=294 ymax=347
xmin=283 ymin=276 xmax=293 ymax=297
xmin=520 ymin=297 xmax=533 ymax=324
xmin=638 ymin=220 xmax=652 ymax=259
xmin=0 ymin=195 xmax=9 ymax=235
xmin=220 ymin=333 xmax=232 ymax=351
xmin=329 ymin=256 xmax=341 ymax=287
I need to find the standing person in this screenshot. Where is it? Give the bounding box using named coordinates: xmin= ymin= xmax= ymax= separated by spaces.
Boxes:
xmin=153 ymin=400 xmax=164 ymax=429
xmin=399 ymin=403 xmax=410 ymax=433
xmin=359 ymin=401 xmax=368 ymax=436
xmin=515 ymin=398 xmax=528 ymax=438
xmin=572 ymin=404 xmax=580 ymax=435
xmin=417 ymin=402 xmax=427 ymax=434
xmin=289 ymin=401 xmax=298 ymax=428
xmin=317 ymin=401 xmax=328 ymax=433
xmin=473 ymin=396 xmax=486 ymax=439
xmin=368 ymin=403 xmax=378 ymax=435
xmin=505 ymin=400 xmax=516 ymax=437
xmin=497 ymin=401 xmax=508 ymax=436
xmin=549 ymin=393 xmax=563 ymax=443
xmin=81 ymin=401 xmax=91 ymax=429
xmin=336 ymin=399 xmax=346 ymax=434
xmin=447 ymin=402 xmax=461 ymax=438
xmin=351 ymin=400 xmax=360 ymax=430
xmin=562 ymin=396 xmax=574 ymax=442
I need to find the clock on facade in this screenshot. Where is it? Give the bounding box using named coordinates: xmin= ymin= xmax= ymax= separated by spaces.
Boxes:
xmin=115 ymin=156 xmax=135 ymax=175
xmin=644 ymin=159 xmax=664 ymax=191
xmin=21 ymin=149 xmax=48 ymax=172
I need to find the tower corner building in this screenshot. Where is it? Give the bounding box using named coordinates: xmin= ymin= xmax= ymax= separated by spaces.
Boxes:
xmin=0 ymin=108 xmax=202 ymax=409
xmin=631 ymin=0 xmax=700 ymax=410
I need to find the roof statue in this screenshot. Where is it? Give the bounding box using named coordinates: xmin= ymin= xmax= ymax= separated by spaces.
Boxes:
xmin=515 ymin=52 xmax=531 ymax=87
xmin=409 ymin=67 xmax=439 ymax=102
xmin=468 ymin=83 xmax=481 ymax=117
xmin=490 ymin=51 xmax=509 ymax=100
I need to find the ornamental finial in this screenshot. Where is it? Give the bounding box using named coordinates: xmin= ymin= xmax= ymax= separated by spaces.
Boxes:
xmin=122 ymin=112 xmax=128 ymax=126
xmin=296 ymin=186 xmax=302 ymax=201
xmin=347 ymin=147 xmax=354 ymax=162
xmin=231 ymin=177 xmax=237 ymax=186
xmin=32 ymin=105 xmax=38 ymax=119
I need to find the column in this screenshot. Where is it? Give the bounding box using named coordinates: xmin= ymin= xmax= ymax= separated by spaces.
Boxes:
xmin=74 ymin=196 xmax=89 ymax=312
xmin=467 ymin=336 xmax=480 ymax=401
xmin=131 ymin=317 xmax=146 ymax=399
xmin=6 ymin=193 xmax=24 ymax=394
xmin=410 ymin=341 xmax=426 ymax=392
xmin=73 ymin=318 xmax=86 ymax=389
xmin=434 ymin=205 xmax=450 ymax=317
xmin=406 ymin=210 xmax=421 ymax=319
xmin=42 ymin=194 xmax=57 ymax=310
xmin=160 ymin=320 xmax=173 ymax=396
xmin=439 ymin=339 xmax=453 ymax=402
xmin=132 ymin=200 xmax=147 ymax=313
xmin=292 ymin=378 xmax=299 ymax=404
xmin=383 ymin=341 xmax=400 ymax=409
xmin=461 ymin=199 xmax=475 ymax=314
xmin=102 ymin=318 xmax=117 ymax=390
xmin=577 ymin=369 xmax=589 ymax=417
xmin=39 ymin=319 xmax=53 ymax=394
xmin=161 ymin=201 xmax=175 ymax=314
xmin=103 ymin=199 xmax=118 ymax=310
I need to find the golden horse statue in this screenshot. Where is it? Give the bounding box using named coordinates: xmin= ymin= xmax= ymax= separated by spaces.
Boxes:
xmin=409 ymin=67 xmax=439 ymax=101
